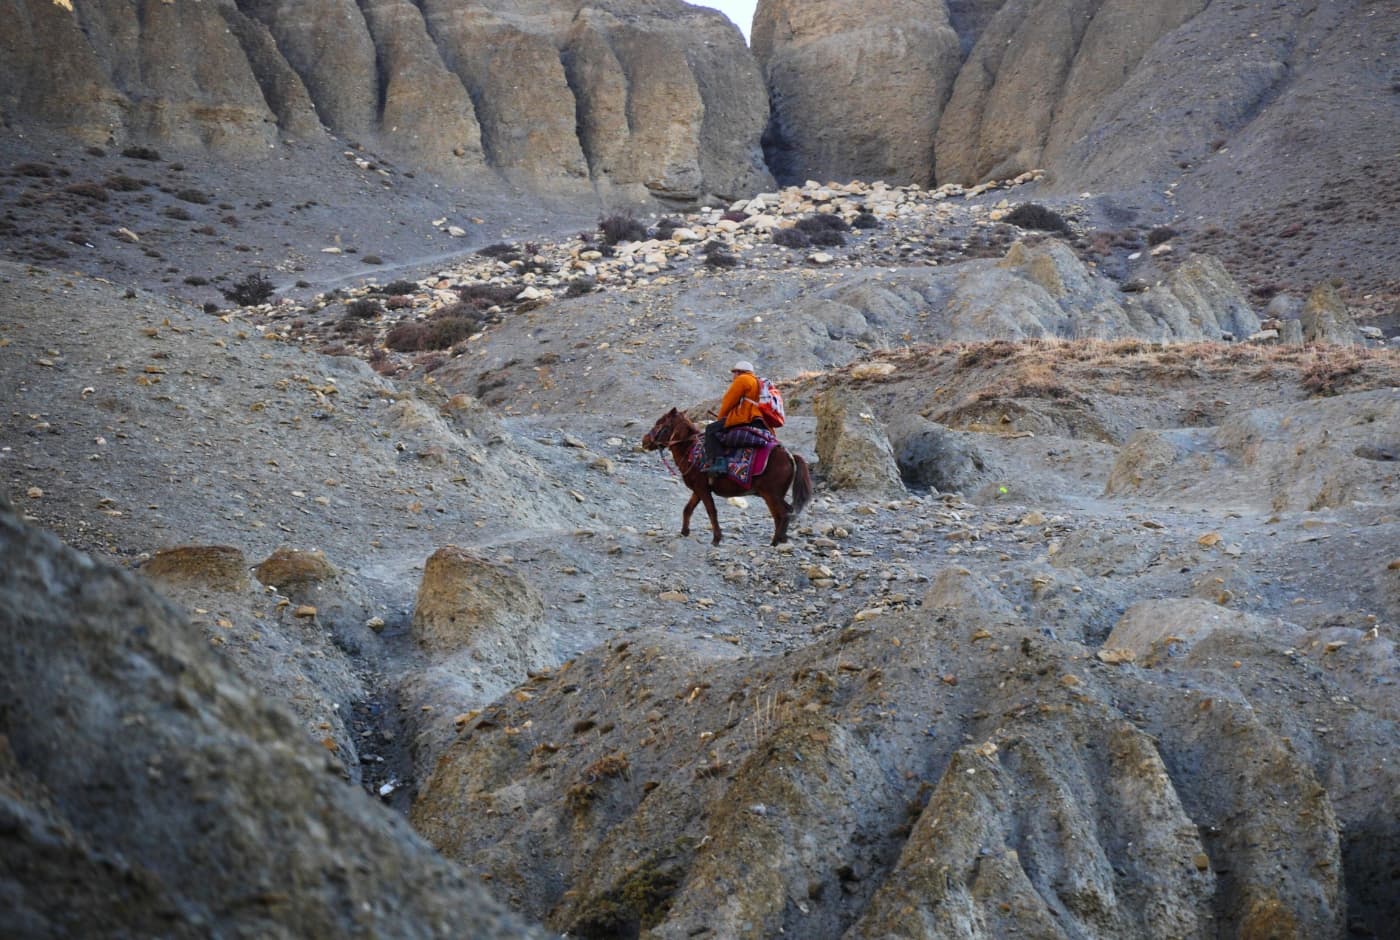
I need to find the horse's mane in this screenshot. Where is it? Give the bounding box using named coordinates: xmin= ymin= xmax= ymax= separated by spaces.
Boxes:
xmin=670 ymin=409 xmax=700 ymax=432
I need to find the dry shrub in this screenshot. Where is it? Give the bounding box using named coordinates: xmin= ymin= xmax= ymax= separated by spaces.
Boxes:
xmin=64 ymin=182 xmax=109 ymax=202
xmin=771 ymin=227 xmax=810 ymax=249
xmin=957 ymin=340 xmax=1020 ymax=369
xmin=705 ymin=251 xmax=739 ymax=269
xmin=653 ymin=217 xmax=684 ymax=239
xmin=565 ymin=277 xmax=597 ymax=298
xmin=458 ymin=283 xmax=519 ymax=309
xmin=1301 ymin=347 xmax=1367 ymax=396
xmin=386 ymin=305 xmax=483 ymax=352
xmin=121 ymin=146 xmax=161 ymax=161
xmin=1005 ymin=203 xmax=1069 ymax=234
xmin=808 ymin=228 xmax=846 ymax=247
xmin=417 ymin=353 xmax=448 ymax=374
xmin=104 ymin=174 xmax=145 ymax=192
xmin=380 ymin=279 xmax=418 ymax=295
xmin=796 ymin=214 xmax=849 ymax=234
xmin=476 ymin=242 xmax=519 ymax=261
xmin=344 ymin=298 xmax=383 ymax=319
xmin=599 ymin=213 xmax=648 ymax=246
xmin=175 ymin=188 xmax=210 ymax=205
xmin=424 ymin=315 xmax=479 ymax=349
xmin=220 ymin=273 xmax=274 ymax=306
xmin=1147 ymin=226 xmax=1178 ymax=246
xmin=384 ymin=321 xmax=430 ymax=352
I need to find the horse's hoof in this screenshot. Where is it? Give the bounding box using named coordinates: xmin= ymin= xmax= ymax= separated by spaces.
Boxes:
xmin=680 ymin=529 xmax=690 ymax=537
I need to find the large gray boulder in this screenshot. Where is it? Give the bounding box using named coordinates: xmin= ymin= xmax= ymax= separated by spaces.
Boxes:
xmin=814 ymin=388 xmax=906 ymax=497
xmin=404 ymin=546 xmax=557 ymax=778
xmin=886 ymin=413 xmax=993 ymax=493
xmin=1129 ymin=253 xmax=1262 ymax=341
xmin=0 ymin=499 xmax=543 ymax=938
xmin=1104 ymin=597 xmax=1303 ymax=663
xmin=1301 ymin=282 xmax=1358 ymax=345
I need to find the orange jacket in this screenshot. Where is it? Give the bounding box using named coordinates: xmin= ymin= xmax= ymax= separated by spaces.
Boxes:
xmin=719 ymin=371 xmax=763 ymax=428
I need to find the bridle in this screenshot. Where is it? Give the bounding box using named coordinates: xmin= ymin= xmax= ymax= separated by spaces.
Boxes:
xmin=652 ymin=414 xmax=701 ymax=476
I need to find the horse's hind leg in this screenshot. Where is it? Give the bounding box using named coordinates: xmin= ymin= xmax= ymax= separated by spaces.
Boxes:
xmin=760 ymin=490 xmax=789 ymax=545
xmin=701 ymin=491 xmax=723 ymax=545
xmin=680 ymin=491 xmax=701 ymax=537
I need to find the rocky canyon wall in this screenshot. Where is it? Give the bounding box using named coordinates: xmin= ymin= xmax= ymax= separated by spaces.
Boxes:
xmin=754 ymin=0 xmax=1399 ymax=200
xmin=4 ymin=0 xmax=1396 ymax=208
xmin=0 ymin=0 xmax=773 ymax=202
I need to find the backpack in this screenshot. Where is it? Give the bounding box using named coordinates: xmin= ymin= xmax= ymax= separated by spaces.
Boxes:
xmin=753 ymin=376 xmax=786 ymax=428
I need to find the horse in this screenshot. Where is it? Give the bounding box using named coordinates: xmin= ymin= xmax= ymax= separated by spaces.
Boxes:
xmin=641 ymin=408 xmax=813 ymax=546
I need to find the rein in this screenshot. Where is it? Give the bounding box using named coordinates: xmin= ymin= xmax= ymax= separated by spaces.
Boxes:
xmin=656 ymin=419 xmax=701 ymax=477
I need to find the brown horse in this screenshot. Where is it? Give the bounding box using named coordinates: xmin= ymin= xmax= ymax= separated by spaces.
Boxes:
xmin=642 ymin=408 xmax=813 ymax=546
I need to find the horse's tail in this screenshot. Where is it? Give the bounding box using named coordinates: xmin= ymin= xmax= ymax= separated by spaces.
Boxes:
xmin=790 ymin=453 xmax=813 ymax=518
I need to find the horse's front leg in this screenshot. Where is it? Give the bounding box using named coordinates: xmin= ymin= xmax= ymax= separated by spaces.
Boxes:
xmin=701 ymin=490 xmax=723 ymax=545
xmin=680 ymin=491 xmax=702 ymax=537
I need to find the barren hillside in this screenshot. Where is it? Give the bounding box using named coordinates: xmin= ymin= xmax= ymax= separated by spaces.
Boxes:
xmin=2 ymin=1 xmax=1398 ymax=937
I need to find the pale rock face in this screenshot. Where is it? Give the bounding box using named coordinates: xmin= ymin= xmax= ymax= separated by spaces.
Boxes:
xmin=3 ymin=0 xmax=771 ymax=201
xmin=754 ymin=0 xmax=961 ymax=185
xmin=1301 ymin=282 xmax=1357 ymax=344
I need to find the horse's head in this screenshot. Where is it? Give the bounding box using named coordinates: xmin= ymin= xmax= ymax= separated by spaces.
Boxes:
xmin=642 ymin=408 xmax=688 ymax=451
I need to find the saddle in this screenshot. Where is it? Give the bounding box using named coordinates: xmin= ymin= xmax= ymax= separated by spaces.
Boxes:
xmin=690 ymin=427 xmax=779 ymax=487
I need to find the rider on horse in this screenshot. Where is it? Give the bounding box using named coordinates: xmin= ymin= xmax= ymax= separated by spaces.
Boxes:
xmin=704 ymin=360 xmax=772 ymax=478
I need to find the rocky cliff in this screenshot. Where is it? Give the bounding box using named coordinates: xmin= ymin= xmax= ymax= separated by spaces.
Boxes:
xmin=754 ymin=0 xmax=1400 ymax=203
xmin=0 ymin=0 xmax=772 ymax=203
xmin=6 ymin=0 xmax=1397 ymax=235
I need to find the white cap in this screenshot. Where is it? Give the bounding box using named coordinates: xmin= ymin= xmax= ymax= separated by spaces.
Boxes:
xmin=732 ymin=360 xmax=754 ymax=372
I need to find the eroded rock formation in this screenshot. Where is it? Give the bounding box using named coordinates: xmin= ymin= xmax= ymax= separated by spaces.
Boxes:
xmin=753 ymin=0 xmax=1400 ymax=216
xmin=752 ymin=0 xmax=960 ymax=186
xmin=412 ymin=596 xmax=1395 ymax=937
xmin=0 ymin=0 xmax=772 ymax=202
xmin=0 ymin=498 xmax=543 ymax=938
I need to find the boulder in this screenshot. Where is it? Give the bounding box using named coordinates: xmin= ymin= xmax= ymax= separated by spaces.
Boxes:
xmin=141 ymin=545 xmax=249 ymax=592
xmin=921 ymin=566 xmax=1019 ymax=622
xmin=813 ymin=389 xmax=905 ymax=497
xmin=886 ymin=414 xmax=992 ymax=492
xmin=405 ymin=546 xmax=555 ymax=778
xmin=1301 ymin=282 xmax=1357 ymax=344
xmin=1131 ymin=254 xmax=1261 ymax=341
xmin=254 ymin=546 xmax=338 ymax=590
xmin=937 ymin=240 xmax=1131 ymax=341
xmin=412 ymin=545 xmax=547 ymax=665
xmin=254 ymin=547 xmax=377 ymax=655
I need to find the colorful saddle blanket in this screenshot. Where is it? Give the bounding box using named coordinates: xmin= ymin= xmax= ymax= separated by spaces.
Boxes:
xmin=688 ymin=428 xmax=779 ymax=487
